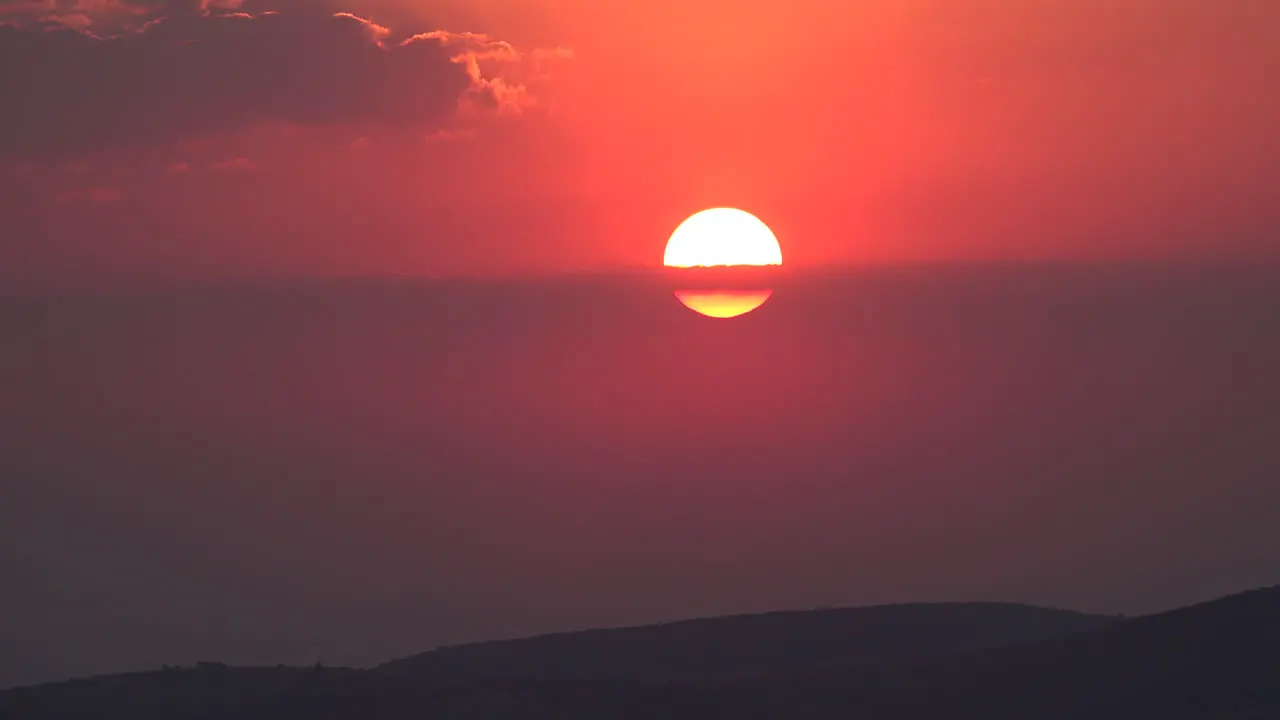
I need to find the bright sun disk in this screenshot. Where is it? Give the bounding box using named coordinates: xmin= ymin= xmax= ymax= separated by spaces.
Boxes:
xmin=663 ymin=208 xmax=782 ymax=267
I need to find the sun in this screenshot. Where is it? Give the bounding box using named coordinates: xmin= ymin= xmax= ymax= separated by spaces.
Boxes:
xmin=673 ymin=289 xmax=775 ymax=319
xmin=663 ymin=208 xmax=782 ymax=267
xmin=664 ymin=208 xmax=781 ymax=318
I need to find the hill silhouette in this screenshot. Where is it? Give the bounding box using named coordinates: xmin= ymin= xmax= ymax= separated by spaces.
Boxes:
xmin=379 ymin=602 xmax=1113 ymax=682
xmin=688 ymin=583 xmax=1280 ymax=720
xmin=2 ymin=586 xmax=1276 ymax=719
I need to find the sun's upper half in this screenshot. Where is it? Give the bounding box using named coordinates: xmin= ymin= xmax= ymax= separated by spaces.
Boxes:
xmin=663 ymin=208 xmax=783 ymax=267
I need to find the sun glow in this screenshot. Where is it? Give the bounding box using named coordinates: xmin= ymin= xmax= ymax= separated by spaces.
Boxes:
xmin=663 ymin=208 xmax=782 ymax=268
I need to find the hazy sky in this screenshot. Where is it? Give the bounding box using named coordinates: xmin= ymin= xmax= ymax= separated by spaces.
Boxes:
xmin=1 ymin=0 xmax=1278 ymax=692
xmin=1 ymin=0 xmax=1278 ymax=291
xmin=3 ymin=265 xmax=1280 ymax=689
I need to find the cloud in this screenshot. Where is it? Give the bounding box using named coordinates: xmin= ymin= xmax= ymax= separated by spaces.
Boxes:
xmin=0 ymin=0 xmax=151 ymax=31
xmin=0 ymin=5 xmax=560 ymax=158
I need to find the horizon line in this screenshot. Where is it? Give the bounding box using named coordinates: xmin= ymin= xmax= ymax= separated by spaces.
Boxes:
xmin=2 ymin=257 xmax=1278 ymax=302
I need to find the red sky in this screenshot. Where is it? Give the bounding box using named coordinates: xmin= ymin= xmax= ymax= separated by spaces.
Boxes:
xmin=2 ymin=3 xmax=1279 ymax=688
xmin=1 ymin=0 xmax=1277 ymax=291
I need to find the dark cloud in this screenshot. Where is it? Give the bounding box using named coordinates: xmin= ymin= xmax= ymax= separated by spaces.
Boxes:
xmin=0 ymin=8 xmax=519 ymax=157
xmin=0 ymin=0 xmax=151 ymax=31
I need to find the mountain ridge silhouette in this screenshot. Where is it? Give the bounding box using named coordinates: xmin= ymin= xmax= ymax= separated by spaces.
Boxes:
xmin=379 ymin=600 xmax=1115 ymax=682
xmin=3 ymin=585 xmax=1276 ymax=719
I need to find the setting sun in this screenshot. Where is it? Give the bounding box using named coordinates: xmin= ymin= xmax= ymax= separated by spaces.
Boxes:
xmin=663 ymin=208 xmax=783 ymax=267
xmin=673 ymin=289 xmax=775 ymax=319
xmin=665 ymin=208 xmax=780 ymax=318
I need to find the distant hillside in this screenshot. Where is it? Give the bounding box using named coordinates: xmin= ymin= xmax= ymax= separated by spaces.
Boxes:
xmin=693 ymin=583 xmax=1280 ymax=719
xmin=379 ymin=602 xmax=1114 ymax=682
xmin=2 ymin=587 xmax=1277 ymax=719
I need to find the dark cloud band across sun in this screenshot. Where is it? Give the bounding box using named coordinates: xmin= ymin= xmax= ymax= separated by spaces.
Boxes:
xmin=0 ymin=2 xmax=558 ymax=158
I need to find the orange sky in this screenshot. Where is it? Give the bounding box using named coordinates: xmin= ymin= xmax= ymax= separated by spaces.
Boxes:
xmin=0 ymin=0 xmax=1276 ymax=290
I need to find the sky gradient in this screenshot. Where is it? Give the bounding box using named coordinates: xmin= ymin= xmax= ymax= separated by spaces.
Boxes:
xmin=1 ymin=0 xmax=1278 ymax=292
xmin=1 ymin=0 xmax=1278 ymax=692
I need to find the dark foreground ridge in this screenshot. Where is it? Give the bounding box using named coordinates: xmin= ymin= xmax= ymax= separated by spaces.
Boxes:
xmin=379 ymin=601 xmax=1113 ymax=682
xmin=3 ymin=586 xmax=1277 ymax=719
